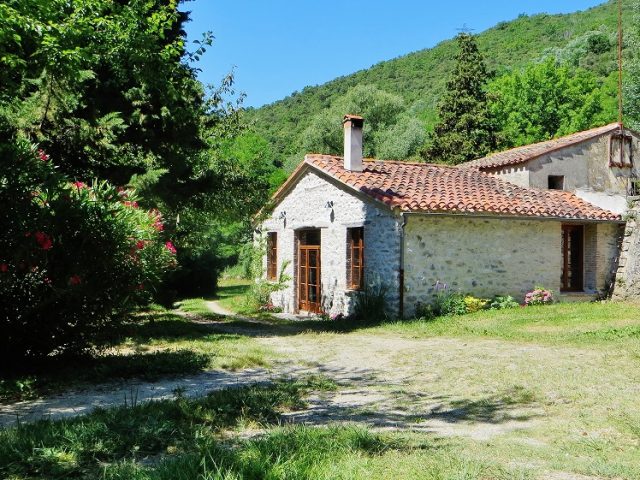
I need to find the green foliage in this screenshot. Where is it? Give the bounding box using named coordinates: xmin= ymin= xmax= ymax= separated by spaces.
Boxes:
xmin=625 ymin=2 xmax=640 ymax=130
xmin=487 ymin=295 xmax=520 ymax=310
xmin=422 ymin=33 xmax=496 ymax=164
xmin=0 ymin=0 xmax=206 ymax=184
xmin=463 ymin=295 xmax=489 ymax=313
xmin=414 ymin=302 xmax=436 ymax=321
xmin=0 ymin=378 xmax=333 ymax=479
xmin=247 ymin=2 xmax=625 ymax=169
xmin=236 ymin=239 xmax=291 ymax=313
xmin=433 ymin=291 xmax=468 ymax=316
xmin=488 ymin=57 xmax=613 ymax=148
xmin=0 ymin=0 xmax=273 ymax=299
xmin=300 ymin=84 xmax=414 ymax=159
xmin=0 ymin=142 xmax=175 ymax=361
xmin=352 ymin=278 xmax=390 ymax=322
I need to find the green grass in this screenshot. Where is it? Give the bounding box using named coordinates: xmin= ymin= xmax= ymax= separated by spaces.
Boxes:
xmin=178 ymin=279 xmax=254 ymax=317
xmin=0 ymin=376 xmax=525 ymax=480
xmin=372 ymin=301 xmax=640 ymax=347
xmin=3 ymin=301 xmax=640 ymax=479
xmin=0 ymin=377 xmax=339 ymax=479
xmin=215 ymin=279 xmax=253 ymax=314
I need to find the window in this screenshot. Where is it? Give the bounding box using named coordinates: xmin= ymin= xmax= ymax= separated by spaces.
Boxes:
xmin=548 ymin=175 xmax=565 ymax=190
xmin=347 ymin=227 xmax=364 ymax=290
xmin=267 ymin=232 xmax=277 ymax=281
xmin=609 ymin=133 xmax=633 ymax=168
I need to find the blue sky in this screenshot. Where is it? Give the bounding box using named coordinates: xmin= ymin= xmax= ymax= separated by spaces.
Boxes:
xmin=183 ymin=0 xmax=605 ymax=108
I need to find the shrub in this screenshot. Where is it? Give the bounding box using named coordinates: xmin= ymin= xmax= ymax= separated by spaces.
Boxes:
xmin=487 ymin=295 xmax=520 ymax=310
xmin=524 ymin=286 xmax=553 ymax=306
xmin=244 ymin=237 xmax=290 ymax=312
xmin=163 ymin=249 xmax=220 ymax=301
xmin=414 ymin=302 xmax=436 ymax=320
xmin=433 ymin=291 xmax=468 ymax=316
xmin=352 ymin=278 xmax=389 ymax=322
xmin=463 ymin=295 xmax=488 ymax=313
xmin=0 ymin=142 xmax=175 ymax=362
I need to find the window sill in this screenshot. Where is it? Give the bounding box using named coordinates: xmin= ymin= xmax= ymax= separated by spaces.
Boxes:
xmin=345 ymin=288 xmax=363 ymax=294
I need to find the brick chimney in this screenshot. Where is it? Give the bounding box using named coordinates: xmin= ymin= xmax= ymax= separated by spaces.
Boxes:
xmin=343 ymin=114 xmax=364 ymax=172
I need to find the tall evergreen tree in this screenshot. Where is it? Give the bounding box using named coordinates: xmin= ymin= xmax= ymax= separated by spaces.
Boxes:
xmin=422 ymin=33 xmax=496 ymax=165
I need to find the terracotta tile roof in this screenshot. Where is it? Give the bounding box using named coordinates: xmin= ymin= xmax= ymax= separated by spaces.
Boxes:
xmin=301 ymin=154 xmax=621 ymax=221
xmin=461 ymin=123 xmax=622 ymax=171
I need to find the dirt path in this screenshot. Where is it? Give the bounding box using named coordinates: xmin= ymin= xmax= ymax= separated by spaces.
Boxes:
xmin=3 ymin=300 xmax=635 ymax=449
xmin=0 ymin=368 xmax=277 ymax=426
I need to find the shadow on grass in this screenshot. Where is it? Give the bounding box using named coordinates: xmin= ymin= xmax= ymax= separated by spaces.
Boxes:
xmin=193 ymin=315 xmax=396 ymax=339
xmin=122 ymin=313 xmax=242 ymax=343
xmin=0 ymin=376 xmax=460 ymax=480
xmin=280 ymin=380 xmax=541 ymax=431
xmin=1 ymin=311 xmax=260 ymax=403
xmin=0 ymin=349 xmax=210 ymax=403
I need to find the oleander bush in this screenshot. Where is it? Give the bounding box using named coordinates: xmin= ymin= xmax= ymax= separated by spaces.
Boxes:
xmin=0 ymin=141 xmax=175 ymax=363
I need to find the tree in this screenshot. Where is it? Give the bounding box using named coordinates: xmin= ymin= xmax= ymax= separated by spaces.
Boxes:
xmin=625 ymin=1 xmax=640 ymax=130
xmin=421 ymin=33 xmax=496 ymax=165
xmin=301 ymin=84 xmax=407 ymax=158
xmin=0 ymin=0 xmax=207 ymax=185
xmin=488 ymin=58 xmax=614 ymax=148
xmin=1 ymin=0 xmax=270 ymax=298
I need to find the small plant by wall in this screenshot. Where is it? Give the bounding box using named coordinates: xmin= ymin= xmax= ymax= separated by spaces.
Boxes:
xmin=414 ymin=281 xmax=520 ymax=320
xmin=352 ymin=277 xmax=389 ymax=323
xmin=524 ymin=286 xmax=553 ymax=306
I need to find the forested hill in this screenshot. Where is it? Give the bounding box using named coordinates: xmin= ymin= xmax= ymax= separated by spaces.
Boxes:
xmin=246 ymin=0 xmax=630 ymax=170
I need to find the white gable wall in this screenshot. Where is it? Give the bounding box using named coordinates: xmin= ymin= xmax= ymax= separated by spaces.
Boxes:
xmin=260 ymin=169 xmax=402 ymax=316
xmin=487 ymin=132 xmax=640 ymax=215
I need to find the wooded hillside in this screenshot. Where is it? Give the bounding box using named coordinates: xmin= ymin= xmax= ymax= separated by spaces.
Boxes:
xmin=246 ymin=0 xmax=633 ymax=169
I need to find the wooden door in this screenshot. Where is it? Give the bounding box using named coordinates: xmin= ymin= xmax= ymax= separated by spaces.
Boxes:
xmin=561 ymin=225 xmax=584 ymax=292
xmin=298 ymin=245 xmax=322 ymax=313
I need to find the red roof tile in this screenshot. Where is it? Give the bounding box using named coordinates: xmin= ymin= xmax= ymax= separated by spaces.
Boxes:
xmin=461 ymin=123 xmax=622 ymax=171
xmin=298 ymin=154 xmax=620 ymax=221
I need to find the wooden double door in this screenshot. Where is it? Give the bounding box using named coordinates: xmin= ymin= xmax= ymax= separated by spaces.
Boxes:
xmin=298 ymin=230 xmax=322 ymax=313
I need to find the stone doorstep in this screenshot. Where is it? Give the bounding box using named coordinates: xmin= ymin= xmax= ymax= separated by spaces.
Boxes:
xmin=557 ymin=292 xmax=598 ymax=303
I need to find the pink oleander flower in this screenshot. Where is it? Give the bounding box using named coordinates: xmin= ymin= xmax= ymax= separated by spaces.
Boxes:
xmin=165 ymin=241 xmax=177 ymax=255
xmin=34 ymin=231 xmax=53 ymax=250
xmin=136 ymin=240 xmax=146 ymax=250
xmin=37 ymin=149 xmax=50 ymax=162
xmin=73 ymin=181 xmax=87 ymax=189
xmin=123 ymin=200 xmax=139 ymax=208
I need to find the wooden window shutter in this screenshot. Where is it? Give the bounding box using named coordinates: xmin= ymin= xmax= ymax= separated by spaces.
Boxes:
xmin=346 ymin=227 xmax=364 ymax=290
xmin=267 ymin=232 xmax=277 ymax=281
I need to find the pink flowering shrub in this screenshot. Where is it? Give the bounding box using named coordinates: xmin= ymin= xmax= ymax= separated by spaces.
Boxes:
xmin=524 ymin=286 xmax=554 ymax=306
xmin=0 ymin=141 xmax=175 ymax=361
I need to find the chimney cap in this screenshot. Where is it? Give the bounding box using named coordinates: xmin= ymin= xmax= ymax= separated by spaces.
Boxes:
xmin=343 ymin=114 xmax=364 ymax=128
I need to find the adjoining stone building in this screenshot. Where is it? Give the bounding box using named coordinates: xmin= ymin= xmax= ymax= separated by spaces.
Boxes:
xmin=258 ymin=116 xmax=634 ymax=318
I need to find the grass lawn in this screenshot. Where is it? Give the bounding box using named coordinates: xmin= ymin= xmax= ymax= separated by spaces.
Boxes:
xmin=2 ymin=301 xmax=640 ymax=479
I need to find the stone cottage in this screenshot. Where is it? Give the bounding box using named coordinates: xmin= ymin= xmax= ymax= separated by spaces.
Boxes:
xmin=258 ymin=115 xmax=636 ymax=318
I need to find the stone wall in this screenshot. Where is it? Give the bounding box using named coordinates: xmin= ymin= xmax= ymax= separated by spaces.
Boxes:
xmin=612 ymin=201 xmax=640 ymax=301
xmin=402 ymin=215 xmax=621 ymax=317
xmin=260 ymin=168 xmax=402 ymax=316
